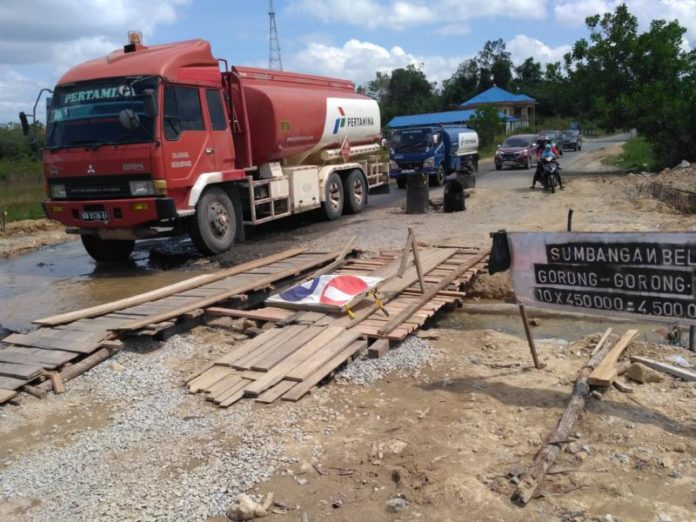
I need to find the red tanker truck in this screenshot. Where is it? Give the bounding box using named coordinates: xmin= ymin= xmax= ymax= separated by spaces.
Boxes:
xmin=21 ymin=35 xmax=388 ymax=262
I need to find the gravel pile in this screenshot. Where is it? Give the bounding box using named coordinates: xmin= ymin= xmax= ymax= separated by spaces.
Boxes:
xmin=336 ymin=336 xmax=435 ymax=385
xmin=0 ymin=334 xmax=304 ymax=521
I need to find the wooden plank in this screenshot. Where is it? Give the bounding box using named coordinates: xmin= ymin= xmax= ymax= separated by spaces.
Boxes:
xmin=0 ymin=389 xmax=17 ymax=403
xmin=0 ymin=362 xmax=44 ymax=380
xmin=2 ymin=333 xmax=103 ymax=354
xmin=49 ymin=372 xmax=66 ymax=394
xmin=250 ymin=326 xmax=325 ymax=372
xmin=36 ymin=345 xmax=121 ymax=393
xmin=206 ymin=306 xmax=294 ymax=322
xmin=368 ymin=339 xmax=390 ymax=358
xmin=0 ymin=346 xmax=77 ymax=366
xmin=232 ymin=325 xmax=310 ymax=370
xmin=206 ymin=374 xmax=245 ymax=399
xmin=629 ymin=356 xmax=696 ymax=382
xmin=255 ymin=380 xmax=297 ymax=404
xmin=33 ymin=247 xmax=309 ymax=326
xmin=112 ymin=251 xmax=340 ymax=332
xmin=243 ymin=326 xmax=346 ymax=397
xmin=212 ymin=378 xmax=249 ymax=404
xmin=285 ymin=330 xmax=362 ymax=381
xmin=0 ymin=375 xmax=28 ymax=390
xmin=376 ymin=251 xmax=488 ymax=336
xmin=0 ymin=349 xmax=61 ymax=369
xmin=188 ymin=366 xmax=234 ymax=393
xmin=215 ymin=327 xmax=287 ymax=366
xmin=587 ymin=329 xmax=638 ymax=386
xmin=218 ymin=379 xmax=253 ymax=407
xmin=281 ymin=340 xmax=367 ymax=402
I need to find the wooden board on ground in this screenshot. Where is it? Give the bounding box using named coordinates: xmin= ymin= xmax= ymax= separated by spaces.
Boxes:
xmin=206 ymin=306 xmax=294 ymax=322
xmin=282 ymin=339 xmax=367 ymax=401
xmin=588 ymin=329 xmax=638 ymax=386
xmin=0 ymin=362 xmax=44 ymax=380
xmin=0 ymin=389 xmax=17 ymax=403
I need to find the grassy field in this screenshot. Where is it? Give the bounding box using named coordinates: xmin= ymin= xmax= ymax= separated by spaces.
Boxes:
xmin=0 ymin=158 xmax=45 ymax=221
xmin=608 ymin=136 xmax=657 ymax=172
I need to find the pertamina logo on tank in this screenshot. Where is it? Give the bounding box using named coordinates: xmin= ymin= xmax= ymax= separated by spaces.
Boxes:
xmin=332 ymin=106 xmax=375 ymax=135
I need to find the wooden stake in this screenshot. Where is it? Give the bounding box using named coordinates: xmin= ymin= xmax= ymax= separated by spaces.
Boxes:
xmin=511 ymin=331 xmax=619 ymax=505
xmin=397 ymin=230 xmax=413 ymax=278
xmin=409 ymin=227 xmax=426 ymax=293
xmin=519 ymin=305 xmax=542 ymax=370
xmin=590 ymin=328 xmax=612 ymax=357
xmin=48 ymin=371 xmax=65 ymax=394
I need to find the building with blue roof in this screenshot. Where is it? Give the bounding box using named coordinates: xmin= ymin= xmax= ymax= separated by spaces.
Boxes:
xmin=460 ymin=85 xmax=537 ymax=130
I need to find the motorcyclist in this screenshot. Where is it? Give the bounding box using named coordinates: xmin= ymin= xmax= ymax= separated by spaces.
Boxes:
xmin=531 ymin=138 xmax=562 ymax=189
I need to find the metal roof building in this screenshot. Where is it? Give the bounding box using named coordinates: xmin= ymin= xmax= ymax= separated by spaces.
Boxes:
xmin=387 ymin=109 xmax=515 ymax=129
xmin=460 ymin=85 xmax=537 ymax=129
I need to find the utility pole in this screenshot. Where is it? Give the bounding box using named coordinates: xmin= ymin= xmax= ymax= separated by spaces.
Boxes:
xmin=268 ymin=0 xmax=283 ymax=70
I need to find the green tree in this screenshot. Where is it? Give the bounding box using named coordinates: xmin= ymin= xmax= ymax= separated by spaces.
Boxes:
xmin=440 ymin=59 xmax=478 ymax=109
xmin=565 ymin=4 xmax=696 ymax=166
xmin=467 ymin=105 xmax=504 ymax=148
xmin=477 ymin=39 xmax=513 ymax=90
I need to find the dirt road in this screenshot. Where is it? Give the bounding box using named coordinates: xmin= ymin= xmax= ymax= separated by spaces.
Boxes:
xmin=1 ymin=136 xmax=695 ymax=521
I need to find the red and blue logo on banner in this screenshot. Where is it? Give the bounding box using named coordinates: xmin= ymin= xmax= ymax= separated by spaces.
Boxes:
xmin=269 ymin=275 xmax=382 ymax=308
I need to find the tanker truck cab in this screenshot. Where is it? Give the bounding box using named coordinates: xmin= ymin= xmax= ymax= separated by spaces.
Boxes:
xmin=389 ymin=124 xmax=479 ymax=189
xmin=33 ymin=36 xmax=389 ymax=262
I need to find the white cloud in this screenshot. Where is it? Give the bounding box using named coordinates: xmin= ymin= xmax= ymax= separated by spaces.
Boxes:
xmin=507 ymin=35 xmax=572 ymax=65
xmin=290 ymin=0 xmax=543 ymax=29
xmin=287 ymin=38 xmax=466 ymax=86
xmin=0 ymin=0 xmax=189 ymax=122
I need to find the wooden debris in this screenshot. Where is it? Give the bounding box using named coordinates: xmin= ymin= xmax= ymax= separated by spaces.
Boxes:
xmin=512 ymin=330 xmax=621 ymax=506
xmin=368 ymin=339 xmax=390 ymax=358
xmin=48 ymin=371 xmax=66 ymax=394
xmin=629 ymin=355 xmax=696 ymax=382
xmin=587 ymin=329 xmax=638 ymax=386
xmin=590 ymin=328 xmax=613 ymax=357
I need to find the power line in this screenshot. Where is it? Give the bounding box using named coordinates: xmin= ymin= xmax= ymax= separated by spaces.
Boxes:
xmin=268 ymin=0 xmax=283 ymax=70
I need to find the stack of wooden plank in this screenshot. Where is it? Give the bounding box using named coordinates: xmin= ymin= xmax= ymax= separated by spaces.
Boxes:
xmin=0 ymin=249 xmax=343 ymax=404
xmin=190 ymin=246 xmax=488 ymax=405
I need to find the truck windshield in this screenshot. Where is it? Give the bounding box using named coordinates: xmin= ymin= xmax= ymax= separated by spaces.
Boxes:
xmin=46 ymin=77 xmax=158 ymax=150
xmin=391 ymin=129 xmax=434 ymax=153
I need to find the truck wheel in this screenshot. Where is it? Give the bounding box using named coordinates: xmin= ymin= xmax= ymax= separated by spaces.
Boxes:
xmin=495 ymin=163 xmax=502 ymax=171
xmin=190 ymin=187 xmax=236 ymax=255
xmin=430 ymin=165 xmax=446 ymax=187
xmin=322 ymin=172 xmax=344 ymax=220
xmin=344 ymin=170 xmax=367 ymax=214
xmin=396 ymin=176 xmax=407 ymax=189
xmin=81 ymin=234 xmax=134 ymax=263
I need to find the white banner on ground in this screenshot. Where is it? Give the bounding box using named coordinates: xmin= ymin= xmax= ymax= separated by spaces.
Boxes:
xmin=508 ymin=231 xmax=696 ymax=325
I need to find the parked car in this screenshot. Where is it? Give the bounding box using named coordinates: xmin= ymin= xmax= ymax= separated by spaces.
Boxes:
xmin=561 ymin=129 xmax=582 ymax=151
xmin=537 ymin=130 xmax=564 ymax=156
xmin=495 ymin=134 xmax=538 ymax=170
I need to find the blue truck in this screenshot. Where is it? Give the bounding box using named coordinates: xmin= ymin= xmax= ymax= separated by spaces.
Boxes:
xmin=389 ymin=124 xmax=479 ymax=188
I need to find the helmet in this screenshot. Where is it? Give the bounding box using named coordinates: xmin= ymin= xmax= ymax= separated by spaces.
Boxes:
xmin=545 ymin=143 xmax=551 ymax=149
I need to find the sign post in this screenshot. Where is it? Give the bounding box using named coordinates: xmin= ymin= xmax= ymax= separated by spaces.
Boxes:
xmin=508 ymin=231 xmax=696 ymax=324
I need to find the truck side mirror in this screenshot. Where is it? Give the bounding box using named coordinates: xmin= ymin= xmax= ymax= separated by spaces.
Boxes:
xmin=433 ymin=134 xmax=440 ymax=145
xmin=119 ymin=108 xmax=141 ymax=130
xmin=381 ymin=138 xmax=387 ymax=148
xmin=496 ymin=144 xmax=501 ymax=148
xmin=19 ymin=112 xmax=30 ymax=135
xmin=142 ymin=89 xmax=156 ymax=118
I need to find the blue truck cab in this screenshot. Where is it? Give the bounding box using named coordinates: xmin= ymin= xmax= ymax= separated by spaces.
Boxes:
xmin=389 ymin=125 xmax=479 ymax=188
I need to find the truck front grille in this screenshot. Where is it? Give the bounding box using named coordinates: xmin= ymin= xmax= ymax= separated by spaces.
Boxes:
xmin=397 ymin=161 xmax=422 ymax=170
xmin=50 ymin=175 xmax=151 ymax=200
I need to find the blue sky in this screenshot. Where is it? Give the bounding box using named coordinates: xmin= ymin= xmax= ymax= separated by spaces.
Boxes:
xmin=1 ymin=0 xmax=694 ymax=123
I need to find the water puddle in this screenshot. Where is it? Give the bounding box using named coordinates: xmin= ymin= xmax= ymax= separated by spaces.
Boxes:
xmin=0 ymin=240 xmax=203 ymax=332
xmin=435 ymin=302 xmax=674 ymax=346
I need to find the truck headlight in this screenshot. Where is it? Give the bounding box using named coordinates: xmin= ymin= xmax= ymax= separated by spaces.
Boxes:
xmin=50 ymin=184 xmax=66 ymax=198
xmin=129 ymin=180 xmax=155 ymax=196
xmin=422 ymin=157 xmax=435 ymax=169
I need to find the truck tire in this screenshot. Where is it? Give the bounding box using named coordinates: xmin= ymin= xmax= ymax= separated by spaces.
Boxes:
xmin=430 ymin=165 xmax=446 ymax=187
xmin=396 ymin=176 xmax=407 ymax=189
xmin=343 ymin=170 xmax=367 ymax=214
xmin=322 ymin=172 xmax=344 ymax=220
xmin=81 ymin=234 xmax=134 ymax=263
xmin=189 ymin=187 xmax=236 ymax=255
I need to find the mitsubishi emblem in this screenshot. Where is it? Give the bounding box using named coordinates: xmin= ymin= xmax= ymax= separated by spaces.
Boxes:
xmin=87 ymin=164 xmax=95 ymax=174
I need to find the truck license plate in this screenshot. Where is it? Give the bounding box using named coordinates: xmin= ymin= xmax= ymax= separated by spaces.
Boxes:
xmin=81 ymin=210 xmax=110 ymax=222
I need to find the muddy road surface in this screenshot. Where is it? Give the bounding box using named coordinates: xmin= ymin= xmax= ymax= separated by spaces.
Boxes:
xmin=0 ymin=135 xmax=624 ymax=332
xmin=2 ymin=134 xmax=696 ymax=521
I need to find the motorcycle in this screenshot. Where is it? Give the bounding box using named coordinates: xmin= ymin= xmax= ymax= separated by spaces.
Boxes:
xmin=541 ymin=157 xmax=561 ymax=193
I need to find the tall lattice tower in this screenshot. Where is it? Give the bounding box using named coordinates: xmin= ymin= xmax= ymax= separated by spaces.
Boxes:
xmin=268 ymin=0 xmax=283 ymax=70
